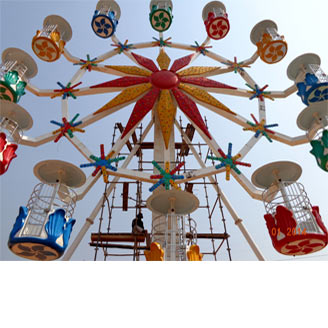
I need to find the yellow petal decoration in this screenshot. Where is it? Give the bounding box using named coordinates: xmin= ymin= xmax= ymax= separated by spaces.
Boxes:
xmin=157 ymin=49 xmax=171 ymax=70
xmin=144 ymin=242 xmax=164 ymax=261
xmin=177 ymin=66 xmax=220 ymax=77
xmin=104 ymin=65 xmax=152 ymax=77
xmin=187 ymin=245 xmax=203 ymax=261
xmin=179 ymin=83 xmax=236 ymax=116
xmin=50 ymin=31 xmax=60 ymax=42
xmin=93 ymin=83 xmax=152 ymax=115
xmin=156 ymin=90 xmax=176 ymax=149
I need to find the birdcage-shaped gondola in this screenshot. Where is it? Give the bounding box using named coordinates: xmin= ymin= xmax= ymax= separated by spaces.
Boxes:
xmin=250 ymin=20 xmax=287 ymax=64
xmin=149 ymin=0 xmax=173 ymax=32
xmin=32 ymin=15 xmax=72 ymax=62
xmin=1 ymin=48 xmax=37 ymax=103
xmin=287 ymin=53 xmax=328 ymax=106
xmin=91 ymin=0 xmax=121 ymax=38
xmin=202 ymin=1 xmax=230 ymax=40
xmin=252 ymin=161 xmax=328 ymax=255
xmin=8 ymin=160 xmax=86 ymax=260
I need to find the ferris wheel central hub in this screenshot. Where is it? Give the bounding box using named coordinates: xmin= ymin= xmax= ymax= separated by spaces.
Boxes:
xmin=150 ymin=70 xmax=179 ymax=89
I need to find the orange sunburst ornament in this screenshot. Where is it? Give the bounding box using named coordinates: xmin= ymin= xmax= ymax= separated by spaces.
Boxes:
xmin=90 ymin=49 xmax=237 ymax=148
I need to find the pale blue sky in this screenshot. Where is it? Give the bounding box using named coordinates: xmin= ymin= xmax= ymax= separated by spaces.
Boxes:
xmin=1 ymin=0 xmax=328 ymax=262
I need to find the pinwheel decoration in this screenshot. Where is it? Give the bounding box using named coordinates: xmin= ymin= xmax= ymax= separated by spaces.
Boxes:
xmin=246 ymin=83 xmax=274 ymax=101
xmin=149 ymin=160 xmax=184 ymax=191
xmin=208 ymin=143 xmax=251 ymax=181
xmin=80 ymin=144 xmax=125 ymax=183
xmin=73 ymin=54 xmax=101 ymax=72
xmin=243 ymin=114 xmax=278 ymax=142
xmin=50 ymin=114 xmax=85 ymax=142
xmin=51 ymin=81 xmax=82 ymax=100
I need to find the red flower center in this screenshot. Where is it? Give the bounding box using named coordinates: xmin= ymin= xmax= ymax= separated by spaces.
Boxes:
xmin=150 ymin=70 xmax=179 ymax=89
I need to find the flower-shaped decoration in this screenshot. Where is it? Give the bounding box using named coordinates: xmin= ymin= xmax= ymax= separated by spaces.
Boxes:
xmin=32 ymin=36 xmax=60 ymax=62
xmin=50 ymin=114 xmax=85 ymax=143
xmin=205 ymin=12 xmax=230 ymax=40
xmin=85 ymin=49 xmax=237 ymax=149
xmin=91 ymin=11 xmax=118 ymax=38
xmin=191 ymin=41 xmax=212 ymax=56
xmin=264 ymin=44 xmax=285 ymax=63
xmin=207 ymin=143 xmax=251 ymax=181
xmin=150 ymin=8 xmax=172 ymax=32
xmin=74 ymin=54 xmax=101 ymax=72
xmin=80 ymin=144 xmax=125 ymax=183
xmin=310 ymin=129 xmax=328 ymax=172
xmin=309 ymin=86 xmax=328 ymax=103
xmin=282 ymin=239 xmax=327 ymax=255
xmin=246 ymin=83 xmax=274 ymax=101
xmin=221 ymin=56 xmax=251 ymax=74
xmin=111 ymin=40 xmax=135 ymax=54
xmin=0 ymin=70 xmax=26 ymax=103
xmin=0 ymin=132 xmax=18 ymax=175
xmin=149 ymin=160 xmax=184 ymax=192
xmin=243 ymin=114 xmax=278 ymax=142
xmin=152 ymin=37 xmax=172 ymax=48
xmin=51 ymin=81 xmax=82 ymax=100
xmin=13 ymin=244 xmax=58 ymax=260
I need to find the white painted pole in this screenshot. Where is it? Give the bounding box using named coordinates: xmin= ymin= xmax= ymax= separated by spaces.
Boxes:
xmin=169 ymin=197 xmax=176 ymax=261
xmin=152 ymin=108 xmax=177 ymax=260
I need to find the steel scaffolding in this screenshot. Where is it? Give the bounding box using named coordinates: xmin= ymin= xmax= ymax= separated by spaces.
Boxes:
xmin=91 ymin=117 xmax=231 ymax=261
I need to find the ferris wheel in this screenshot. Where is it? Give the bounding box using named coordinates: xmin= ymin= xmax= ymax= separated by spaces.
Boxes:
xmin=1 ymin=0 xmax=327 ymax=261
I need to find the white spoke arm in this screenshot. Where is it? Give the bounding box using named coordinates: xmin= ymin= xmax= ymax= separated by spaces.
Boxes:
xmin=174 ymin=119 xmax=265 ymax=260
xmin=269 ymin=85 xmax=298 ymax=98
